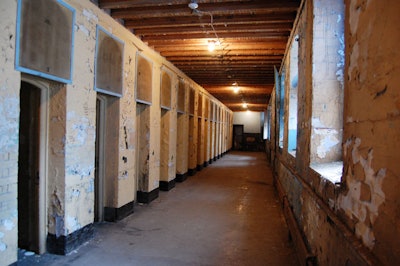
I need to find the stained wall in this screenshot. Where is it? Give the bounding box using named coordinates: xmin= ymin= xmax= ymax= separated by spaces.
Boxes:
xmin=0 ymin=0 xmax=232 ymax=264
xmin=0 ymin=1 xmax=19 ymax=264
xmin=267 ymin=0 xmax=400 ymax=265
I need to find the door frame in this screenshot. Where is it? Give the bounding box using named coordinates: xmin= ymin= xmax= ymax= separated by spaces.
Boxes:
xmin=20 ymin=76 xmax=49 ymax=254
xmin=232 ymin=124 xmax=244 ymax=150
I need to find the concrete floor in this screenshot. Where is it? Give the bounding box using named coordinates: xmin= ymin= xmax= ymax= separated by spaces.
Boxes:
xmin=17 ymin=151 xmax=299 ymax=266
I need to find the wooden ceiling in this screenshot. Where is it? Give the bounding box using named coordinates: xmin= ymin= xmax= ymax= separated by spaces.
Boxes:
xmin=97 ymin=0 xmax=300 ymax=111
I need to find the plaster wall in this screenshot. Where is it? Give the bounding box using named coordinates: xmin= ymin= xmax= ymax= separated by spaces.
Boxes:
xmin=340 ymin=0 xmax=400 ymax=264
xmin=0 ymin=2 xmax=20 ymax=264
xmin=233 ymin=111 xmax=262 ymax=133
xmin=197 ymin=93 xmax=205 ymax=167
xmin=167 ymin=77 xmax=178 ymax=181
xmin=148 ymin=65 xmax=161 ymax=192
xmin=188 ymin=89 xmax=199 ymax=171
xmin=0 ymin=0 xmax=231 ymax=264
xmin=268 ymin=0 xmax=400 ymax=265
xmin=176 ymin=80 xmax=189 ymax=176
xmin=176 ymin=112 xmax=189 ymax=175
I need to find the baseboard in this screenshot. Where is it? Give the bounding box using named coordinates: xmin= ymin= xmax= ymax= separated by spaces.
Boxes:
xmin=160 ymin=179 xmax=176 ymax=191
xmin=188 ymin=168 xmax=197 ymax=176
xmin=47 ymin=223 xmax=94 ymax=255
xmin=176 ymin=172 xmax=188 ymax=182
xmin=196 ymin=164 xmax=203 ymax=171
xmin=137 ymin=188 xmax=159 ymax=204
xmin=104 ymin=200 xmax=134 ymax=222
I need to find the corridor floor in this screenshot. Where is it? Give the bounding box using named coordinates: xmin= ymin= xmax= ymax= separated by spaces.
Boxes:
xmin=17 ymin=151 xmax=298 ymax=266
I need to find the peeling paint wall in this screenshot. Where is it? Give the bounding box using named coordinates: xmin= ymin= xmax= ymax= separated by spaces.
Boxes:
xmin=48 ymin=82 xmax=67 ymax=237
xmin=176 ymin=80 xmax=189 ymax=176
xmin=167 ymin=75 xmax=178 ymax=181
xmin=188 ymin=88 xmax=199 ymax=171
xmin=0 ymin=0 xmax=232 ymax=263
xmin=342 ymin=0 xmax=400 ymax=264
xmin=0 ymin=1 xmax=20 ymax=264
xmin=266 ymin=0 xmax=400 ymax=265
xmin=149 ymin=63 xmax=161 ymax=191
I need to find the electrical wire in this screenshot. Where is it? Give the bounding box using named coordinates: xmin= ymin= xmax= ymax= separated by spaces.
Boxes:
xmin=193 ymin=9 xmax=222 ymax=47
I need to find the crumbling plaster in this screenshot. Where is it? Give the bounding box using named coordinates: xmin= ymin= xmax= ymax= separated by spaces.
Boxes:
xmin=268 ymin=0 xmax=400 ymax=264
xmin=342 ymin=0 xmax=400 ymax=264
xmin=0 ymin=0 xmax=232 ymax=264
xmin=166 ymin=75 xmax=178 ymax=181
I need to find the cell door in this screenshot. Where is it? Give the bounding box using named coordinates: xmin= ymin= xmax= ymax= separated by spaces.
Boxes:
xmin=18 ymin=81 xmax=45 ymax=253
xmin=94 ymin=97 xmax=105 ymax=222
xmin=232 ymin=124 xmax=244 ymax=150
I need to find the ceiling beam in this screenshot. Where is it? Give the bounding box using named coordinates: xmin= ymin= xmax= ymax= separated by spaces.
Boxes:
xmin=124 ymin=13 xmax=296 ymax=29
xmin=110 ymin=2 xmax=300 ymax=19
xmin=131 ymin=23 xmax=293 ymax=35
xmin=100 ymin=0 xmax=248 ymax=9
xmin=159 ymin=49 xmax=284 ymax=57
xmin=140 ymin=31 xmax=289 ymax=41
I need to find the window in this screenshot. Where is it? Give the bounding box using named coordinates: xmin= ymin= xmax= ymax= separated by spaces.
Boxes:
xmin=95 ymin=26 xmax=124 ymax=97
xmin=160 ymin=69 xmax=172 ymax=109
xmin=287 ymin=36 xmax=299 ymax=156
xmin=263 ymin=106 xmax=271 ymax=140
xmin=309 ymin=0 xmax=345 ymax=183
xmin=136 ymin=54 xmax=152 ymax=105
xmin=276 ymin=66 xmax=286 ymax=149
xmin=16 ymin=0 xmax=75 ymax=83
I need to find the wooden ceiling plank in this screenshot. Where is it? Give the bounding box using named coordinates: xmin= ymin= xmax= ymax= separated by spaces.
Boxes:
xmin=124 ymin=13 xmax=296 ymax=29
xmin=97 ymin=0 xmax=301 ymax=112
xmin=100 ymin=0 xmax=249 ymax=9
xmin=110 ymin=2 xmax=300 ymax=19
xmin=160 ymin=50 xmax=284 ymax=57
xmin=133 ymin=23 xmax=293 ymax=35
xmin=140 ymin=32 xmax=289 ymax=41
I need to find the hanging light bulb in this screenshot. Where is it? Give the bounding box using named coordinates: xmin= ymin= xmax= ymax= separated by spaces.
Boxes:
xmin=242 ymin=103 xmax=248 ymax=108
xmin=188 ymin=0 xmax=198 ymax=10
xmin=208 ymin=40 xmax=216 ymax=52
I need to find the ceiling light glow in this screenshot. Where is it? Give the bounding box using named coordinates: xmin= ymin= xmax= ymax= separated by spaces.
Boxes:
xmin=208 ymin=40 xmax=216 ymax=52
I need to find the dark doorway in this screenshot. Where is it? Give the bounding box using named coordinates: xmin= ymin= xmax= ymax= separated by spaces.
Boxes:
xmin=18 ymin=82 xmax=41 ymax=253
xmin=94 ymin=97 xmax=105 ymax=222
xmin=232 ymin=124 xmax=244 ymax=150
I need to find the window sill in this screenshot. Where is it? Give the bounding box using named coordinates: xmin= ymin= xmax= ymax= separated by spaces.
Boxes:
xmin=310 ymin=161 xmax=343 ymax=184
